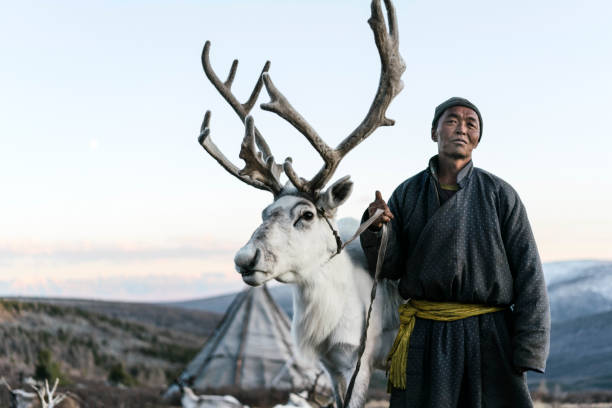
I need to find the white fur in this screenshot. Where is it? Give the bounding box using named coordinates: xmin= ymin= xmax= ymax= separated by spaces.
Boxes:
xmin=10 ymin=390 xmax=37 ymax=408
xmin=2 ymin=377 xmax=38 ymax=408
xmin=272 ymin=391 xmax=312 ymax=408
xmin=181 ymin=386 xmax=247 ymax=408
xmin=234 ymin=180 xmax=402 ymax=408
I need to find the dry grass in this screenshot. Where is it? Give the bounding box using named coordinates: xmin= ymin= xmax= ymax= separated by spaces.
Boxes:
xmin=534 ymin=403 xmax=612 ymax=408
xmin=365 ymin=400 xmax=389 ymax=408
xmin=363 ymin=398 xmax=612 ymax=408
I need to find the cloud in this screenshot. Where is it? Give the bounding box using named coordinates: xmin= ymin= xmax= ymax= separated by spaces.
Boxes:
xmin=0 ymin=238 xmax=245 ymax=301
xmin=0 ymin=239 xmax=236 ymax=264
xmin=0 ymin=270 xmax=245 ymax=302
xmin=89 ymin=138 xmax=99 ymax=151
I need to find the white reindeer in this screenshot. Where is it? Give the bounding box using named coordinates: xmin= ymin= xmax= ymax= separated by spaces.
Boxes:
xmin=177 ymin=382 xmax=247 ymax=408
xmin=1 ymin=377 xmax=37 ymax=408
xmin=272 ymin=391 xmax=312 ymax=408
xmin=197 ymin=1 xmax=405 ymax=407
xmin=1 ymin=377 xmax=68 ymax=408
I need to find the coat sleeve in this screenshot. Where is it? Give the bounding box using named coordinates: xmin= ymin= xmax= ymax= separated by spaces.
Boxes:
xmin=500 ymin=187 xmax=551 ymax=373
xmin=359 ymin=188 xmax=405 ymax=280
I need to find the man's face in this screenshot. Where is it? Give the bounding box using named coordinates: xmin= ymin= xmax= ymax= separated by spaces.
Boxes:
xmin=431 ymin=106 xmax=480 ymax=160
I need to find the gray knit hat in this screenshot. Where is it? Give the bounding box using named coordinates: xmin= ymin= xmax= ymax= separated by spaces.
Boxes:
xmin=431 ymin=97 xmax=483 ymax=141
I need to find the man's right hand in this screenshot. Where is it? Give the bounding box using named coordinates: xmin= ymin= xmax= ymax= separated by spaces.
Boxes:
xmin=368 ymin=190 xmax=394 ymax=230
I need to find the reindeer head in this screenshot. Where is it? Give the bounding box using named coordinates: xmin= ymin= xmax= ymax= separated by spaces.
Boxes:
xmin=233 ymin=177 xmax=353 ymax=285
xmin=198 ymin=0 xmax=405 ymax=286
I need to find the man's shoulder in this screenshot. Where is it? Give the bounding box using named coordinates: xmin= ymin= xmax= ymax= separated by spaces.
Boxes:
xmin=392 ymin=169 xmax=429 ymax=197
xmin=472 ymin=167 xmax=520 ymax=200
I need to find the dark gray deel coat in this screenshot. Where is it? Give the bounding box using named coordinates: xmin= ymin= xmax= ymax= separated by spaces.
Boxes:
xmin=360 ymin=156 xmax=550 ymax=408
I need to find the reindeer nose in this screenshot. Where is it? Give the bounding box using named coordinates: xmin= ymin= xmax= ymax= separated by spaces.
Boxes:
xmin=234 ymin=246 xmax=261 ymax=275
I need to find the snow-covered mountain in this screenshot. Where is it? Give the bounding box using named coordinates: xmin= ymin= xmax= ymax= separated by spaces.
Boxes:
xmin=543 ymin=260 xmax=612 ymax=323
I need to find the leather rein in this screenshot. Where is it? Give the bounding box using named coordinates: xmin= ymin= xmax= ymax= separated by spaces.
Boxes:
xmin=317 ymin=207 xmax=386 ymax=259
xmin=316 ymin=207 xmax=390 ymax=408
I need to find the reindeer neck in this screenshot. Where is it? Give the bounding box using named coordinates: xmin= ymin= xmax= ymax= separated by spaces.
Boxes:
xmin=291 ymin=251 xmax=352 ymax=355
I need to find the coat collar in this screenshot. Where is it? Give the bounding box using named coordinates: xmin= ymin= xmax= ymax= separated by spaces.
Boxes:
xmin=427 ymin=155 xmax=474 ymax=189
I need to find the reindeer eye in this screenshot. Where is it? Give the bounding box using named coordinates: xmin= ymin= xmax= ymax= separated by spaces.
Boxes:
xmin=293 ymin=210 xmax=315 ymax=227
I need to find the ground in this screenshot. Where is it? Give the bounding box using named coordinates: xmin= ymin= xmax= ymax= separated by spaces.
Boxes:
xmin=364 ymin=402 xmax=612 ymax=408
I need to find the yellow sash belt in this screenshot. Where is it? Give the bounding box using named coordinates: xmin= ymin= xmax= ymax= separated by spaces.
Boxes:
xmin=386 ymin=299 xmax=505 ymax=390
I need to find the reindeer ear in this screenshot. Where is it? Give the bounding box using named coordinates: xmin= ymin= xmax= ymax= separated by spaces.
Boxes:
xmin=317 ymin=175 xmax=353 ymax=213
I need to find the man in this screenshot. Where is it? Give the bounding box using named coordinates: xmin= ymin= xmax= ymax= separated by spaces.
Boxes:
xmin=360 ymin=97 xmax=550 ymax=407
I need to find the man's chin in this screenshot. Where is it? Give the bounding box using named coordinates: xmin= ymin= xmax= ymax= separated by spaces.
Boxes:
xmin=444 ymin=150 xmax=469 ymax=161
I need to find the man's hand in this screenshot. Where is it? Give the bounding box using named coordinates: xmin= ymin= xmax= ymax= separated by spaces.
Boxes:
xmin=368 ymin=190 xmax=394 ymax=230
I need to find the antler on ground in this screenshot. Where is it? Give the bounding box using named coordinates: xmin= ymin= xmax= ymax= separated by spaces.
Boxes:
xmin=0 ymin=376 xmax=12 ymax=391
xmin=29 ymin=378 xmax=66 ymax=408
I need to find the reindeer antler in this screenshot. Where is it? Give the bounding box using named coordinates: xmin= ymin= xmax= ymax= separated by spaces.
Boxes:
xmin=260 ymin=0 xmax=405 ymax=195
xmin=0 ymin=376 xmax=12 ymax=392
xmin=199 ymin=42 xmax=283 ymax=196
xmin=199 ymin=0 xmax=404 ymax=197
xmin=30 ymin=378 xmax=66 ymax=408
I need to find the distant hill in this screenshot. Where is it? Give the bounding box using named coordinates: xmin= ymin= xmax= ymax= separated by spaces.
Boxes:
xmin=0 ymin=298 xmax=221 ymax=390
xmin=529 ymin=309 xmax=612 ymax=390
xmin=168 ymin=284 xmax=294 ymax=317
xmin=11 ymin=296 xmax=222 ymax=337
xmin=544 ymin=260 xmax=612 ymax=323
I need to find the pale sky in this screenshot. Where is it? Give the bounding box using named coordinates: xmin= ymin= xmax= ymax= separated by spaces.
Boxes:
xmin=1 ymin=0 xmax=611 ymax=301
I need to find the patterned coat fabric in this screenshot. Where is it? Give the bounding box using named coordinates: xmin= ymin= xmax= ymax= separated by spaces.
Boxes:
xmin=360 ymin=156 xmax=550 ymax=408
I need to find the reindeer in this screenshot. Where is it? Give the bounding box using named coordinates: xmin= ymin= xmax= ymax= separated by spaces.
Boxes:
xmin=272 ymin=392 xmax=312 ymax=408
xmin=1 ymin=377 xmax=37 ymax=408
xmin=1 ymin=377 xmax=68 ymax=408
xmin=198 ymin=1 xmax=405 ymax=407
xmin=175 ymin=380 xmax=248 ymax=408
